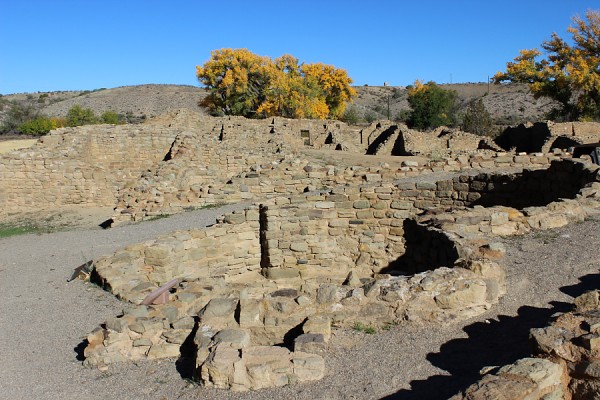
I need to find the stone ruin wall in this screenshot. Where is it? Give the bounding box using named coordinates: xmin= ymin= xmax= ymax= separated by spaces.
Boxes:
xmin=0 ymin=125 xmax=178 ymax=213
xmin=496 ymin=120 xmax=600 ymax=154
xmin=112 ymin=150 xmax=574 ymax=224
xmin=3 ymin=112 xmax=600 ymax=392
xmin=127 ymin=157 xmax=598 ymax=287
xmin=82 ymin=158 xmax=600 ymax=391
xmin=0 ymin=112 xmax=357 ymax=216
xmin=361 ymin=121 xmax=497 ymax=157
xmin=86 ymin=201 xmax=507 ymax=387
xmin=3 ymin=111 xmax=597 ymax=218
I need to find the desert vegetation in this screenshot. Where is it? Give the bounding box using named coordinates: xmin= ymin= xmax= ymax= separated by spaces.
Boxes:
xmin=405 ymin=80 xmax=458 ymax=130
xmin=494 ymin=10 xmax=600 ymax=122
xmin=196 ymin=48 xmax=356 ymax=119
xmin=0 ymin=104 xmax=127 ymax=135
xmin=461 ymin=98 xmax=494 ymax=136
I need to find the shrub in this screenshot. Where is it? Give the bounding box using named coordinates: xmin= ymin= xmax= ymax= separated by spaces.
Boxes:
xmin=364 ymin=111 xmax=377 ymax=123
xmin=407 ymin=80 xmax=458 ymax=130
xmin=123 ymin=111 xmax=146 ymax=124
xmin=50 ymin=117 xmax=68 ymax=128
xmin=100 ymin=111 xmax=122 ymax=124
xmin=0 ymin=102 xmax=40 ymax=134
xmin=461 ymin=99 xmax=493 ymax=136
xmin=17 ymin=116 xmax=67 ymax=135
xmin=394 ymin=109 xmax=411 ymax=123
xmin=17 ymin=117 xmax=54 ymax=135
xmin=341 ymin=106 xmax=360 ymax=125
xmin=66 ymin=105 xmax=98 ymax=126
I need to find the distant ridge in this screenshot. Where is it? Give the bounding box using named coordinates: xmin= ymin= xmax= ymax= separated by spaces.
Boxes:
xmin=1 ymin=82 xmax=555 ymax=128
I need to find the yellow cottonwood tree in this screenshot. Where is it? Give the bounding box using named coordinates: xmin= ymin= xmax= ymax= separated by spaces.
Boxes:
xmin=196 ymin=48 xmax=273 ymax=117
xmin=196 ymin=49 xmax=356 ymax=119
xmin=493 ymin=10 xmax=600 ymax=121
xmin=301 ymin=63 xmax=357 ymax=119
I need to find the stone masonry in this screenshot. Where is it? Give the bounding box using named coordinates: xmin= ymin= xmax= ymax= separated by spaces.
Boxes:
xmin=5 ymin=110 xmax=600 ymax=392
xmin=84 ymin=155 xmax=600 ymax=391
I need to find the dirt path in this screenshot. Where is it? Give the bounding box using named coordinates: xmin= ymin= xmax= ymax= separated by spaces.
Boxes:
xmin=0 ymin=207 xmax=598 ymax=400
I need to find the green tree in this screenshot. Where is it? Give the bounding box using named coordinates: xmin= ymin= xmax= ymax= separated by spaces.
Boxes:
xmin=406 ymin=80 xmax=457 ymax=130
xmin=0 ymin=101 xmax=40 ymax=134
xmin=341 ymin=105 xmax=360 ymax=124
xmin=394 ymin=109 xmax=411 ymax=123
xmin=196 ymin=48 xmax=356 ymax=119
xmin=17 ymin=117 xmax=54 ymax=135
xmin=461 ymin=99 xmax=493 ymax=136
xmin=493 ymin=10 xmax=600 ymax=121
xmin=364 ymin=111 xmax=377 ymax=123
xmin=100 ymin=110 xmax=122 ymax=124
xmin=66 ymin=105 xmax=98 ymax=126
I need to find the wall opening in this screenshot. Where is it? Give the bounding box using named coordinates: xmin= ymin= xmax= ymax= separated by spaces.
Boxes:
xmin=366 ymin=125 xmax=398 ymax=155
xmin=391 ymin=132 xmax=411 ymax=156
xmin=494 ymin=122 xmax=551 ymax=153
xmin=259 ymin=205 xmax=271 ymax=273
xmin=381 ymin=219 xmax=459 ymax=276
xmin=469 ymin=161 xmax=594 ymax=209
xmin=549 ymin=136 xmax=579 ymax=151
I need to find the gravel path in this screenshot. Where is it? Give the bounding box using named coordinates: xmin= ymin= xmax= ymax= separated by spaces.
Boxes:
xmin=1 ymin=205 xmax=598 ymax=400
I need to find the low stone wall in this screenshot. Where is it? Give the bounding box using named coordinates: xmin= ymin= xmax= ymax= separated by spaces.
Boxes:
xmin=465 ymin=159 xmax=599 ymax=209
xmin=260 ymin=194 xmax=458 ymax=282
xmin=112 ymin=149 xmax=571 ymax=224
xmin=0 ymin=125 xmax=178 ymax=212
xmin=92 ymin=207 xmax=262 ymax=303
xmin=85 ymin=199 xmax=510 ymax=390
xmin=81 ymin=156 xmax=600 ymax=391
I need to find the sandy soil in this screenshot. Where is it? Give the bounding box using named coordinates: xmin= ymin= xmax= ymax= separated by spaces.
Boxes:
xmin=1 ymin=204 xmax=599 ymax=400
xmin=0 ymin=138 xmax=38 ymax=154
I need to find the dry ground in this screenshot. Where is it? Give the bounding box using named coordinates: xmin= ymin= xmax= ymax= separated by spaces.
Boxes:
xmin=0 ymin=138 xmax=37 ymax=154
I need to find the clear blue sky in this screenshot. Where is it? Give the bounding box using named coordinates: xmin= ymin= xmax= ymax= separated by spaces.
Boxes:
xmin=1 ymin=1 xmax=597 ymax=94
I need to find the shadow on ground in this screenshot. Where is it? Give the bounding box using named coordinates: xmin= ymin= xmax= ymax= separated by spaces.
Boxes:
xmin=381 ymin=272 xmax=599 ymax=400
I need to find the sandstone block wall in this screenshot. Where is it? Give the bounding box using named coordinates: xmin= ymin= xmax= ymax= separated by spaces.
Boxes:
xmin=0 ymin=125 xmax=178 ymax=213
xmin=81 ymin=156 xmax=600 ymax=391
xmin=260 ymin=191 xmax=460 ymax=282
xmin=439 ymin=159 xmax=599 ymax=210
xmin=113 ymin=148 xmax=570 ymax=224
xmin=0 ymin=111 xmax=355 ymax=216
xmin=93 ymin=207 xmax=262 ymax=303
xmin=361 ymin=121 xmax=490 ymax=156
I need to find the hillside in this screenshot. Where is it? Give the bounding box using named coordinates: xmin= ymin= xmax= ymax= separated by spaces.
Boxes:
xmin=0 ymin=82 xmax=555 ymax=131
xmin=350 ymin=82 xmax=556 ymax=126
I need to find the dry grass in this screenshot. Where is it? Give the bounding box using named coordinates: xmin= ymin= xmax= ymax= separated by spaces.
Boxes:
xmin=0 ymin=139 xmax=37 ymax=154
